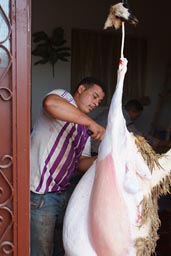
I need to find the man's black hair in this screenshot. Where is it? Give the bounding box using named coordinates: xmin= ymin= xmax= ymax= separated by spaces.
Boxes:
xmin=125 ymin=99 xmax=143 ymax=112
xmin=76 ymin=76 xmax=106 ymax=94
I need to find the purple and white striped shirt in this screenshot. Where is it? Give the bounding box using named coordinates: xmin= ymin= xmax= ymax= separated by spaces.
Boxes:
xmin=30 ymin=89 xmax=90 ymax=194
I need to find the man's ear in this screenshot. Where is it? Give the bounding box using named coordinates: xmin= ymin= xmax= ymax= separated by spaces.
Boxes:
xmin=77 ymin=85 xmax=86 ymax=94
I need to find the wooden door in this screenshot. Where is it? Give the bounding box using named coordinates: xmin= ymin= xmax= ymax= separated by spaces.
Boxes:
xmin=0 ymin=0 xmax=30 ymax=255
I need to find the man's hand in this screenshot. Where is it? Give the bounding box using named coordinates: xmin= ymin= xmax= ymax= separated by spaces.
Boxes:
xmin=87 ymin=122 xmax=106 ymax=141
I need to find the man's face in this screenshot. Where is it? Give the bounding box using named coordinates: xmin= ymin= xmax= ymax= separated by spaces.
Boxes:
xmin=128 ymin=110 xmax=141 ymax=121
xmin=75 ymin=84 xmax=105 ymax=113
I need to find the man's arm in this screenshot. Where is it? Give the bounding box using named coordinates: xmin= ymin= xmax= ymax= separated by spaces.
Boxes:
xmin=77 ymin=155 xmax=97 ymax=173
xmin=43 ymin=94 xmax=105 ymax=141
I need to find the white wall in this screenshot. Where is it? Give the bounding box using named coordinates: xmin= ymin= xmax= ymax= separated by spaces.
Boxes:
xmin=31 ymin=0 xmax=171 ymax=133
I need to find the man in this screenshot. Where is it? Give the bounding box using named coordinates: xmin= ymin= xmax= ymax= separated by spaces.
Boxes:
xmin=124 ymin=99 xmax=171 ymax=149
xmin=92 ymin=100 xmax=143 ymax=154
xmin=30 ymin=77 xmax=106 ymax=256
xmin=91 ymin=99 xmax=171 ymax=154
xmin=123 ymin=99 xmax=144 ymax=136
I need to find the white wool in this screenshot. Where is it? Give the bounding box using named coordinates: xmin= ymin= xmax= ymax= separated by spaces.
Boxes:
xmin=113 ymin=3 xmax=130 ymax=20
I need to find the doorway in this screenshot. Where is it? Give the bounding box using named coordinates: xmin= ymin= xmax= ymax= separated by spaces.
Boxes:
xmin=0 ymin=0 xmax=31 ymax=255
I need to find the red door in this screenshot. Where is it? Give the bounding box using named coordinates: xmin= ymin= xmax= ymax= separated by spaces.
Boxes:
xmin=0 ymin=0 xmax=30 ymax=255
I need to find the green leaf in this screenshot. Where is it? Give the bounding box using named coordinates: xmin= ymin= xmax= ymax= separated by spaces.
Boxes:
xmin=58 ymin=52 xmax=71 ymax=58
xmin=52 ymin=27 xmax=65 ymax=45
xmin=34 ymin=59 xmax=49 ymax=65
xmin=59 ymin=57 xmax=69 ymax=62
xmin=32 ymin=44 xmax=49 ymax=58
xmin=55 ymin=47 xmax=71 ymax=52
xmin=32 ymin=27 xmax=71 ymax=77
xmin=32 ymin=31 xmax=49 ymax=43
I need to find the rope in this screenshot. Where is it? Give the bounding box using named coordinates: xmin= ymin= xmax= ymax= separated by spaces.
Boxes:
xmin=120 ymin=22 xmax=125 ymax=59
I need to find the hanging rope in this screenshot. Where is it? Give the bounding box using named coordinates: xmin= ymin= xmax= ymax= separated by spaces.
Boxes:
xmin=120 ymin=0 xmax=126 ymax=58
xmin=104 ymin=0 xmax=138 ymax=60
xmin=120 ymin=22 xmax=125 ymax=59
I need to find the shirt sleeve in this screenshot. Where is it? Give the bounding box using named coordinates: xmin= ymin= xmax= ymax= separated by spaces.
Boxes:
xmin=47 ymin=89 xmax=76 ymax=106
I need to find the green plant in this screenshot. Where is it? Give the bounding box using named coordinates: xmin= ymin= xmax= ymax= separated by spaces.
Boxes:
xmin=32 ymin=27 xmax=71 ymax=77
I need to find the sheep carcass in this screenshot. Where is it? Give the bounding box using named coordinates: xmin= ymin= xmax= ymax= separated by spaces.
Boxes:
xmin=63 ymin=58 xmax=171 ymax=256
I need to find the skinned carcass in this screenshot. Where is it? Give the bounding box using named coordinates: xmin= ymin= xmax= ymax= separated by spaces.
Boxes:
xmin=63 ymin=57 xmax=171 ymax=256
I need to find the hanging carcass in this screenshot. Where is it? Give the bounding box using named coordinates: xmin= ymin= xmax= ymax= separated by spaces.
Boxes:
xmin=63 ymin=2 xmax=171 ymax=256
